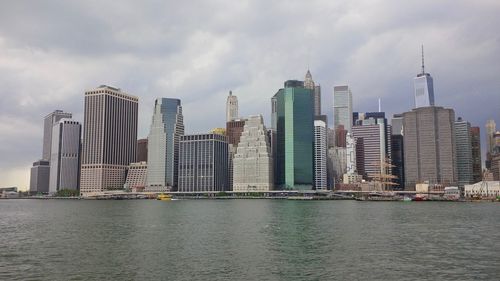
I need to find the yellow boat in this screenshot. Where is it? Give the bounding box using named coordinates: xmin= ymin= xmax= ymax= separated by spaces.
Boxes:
xmin=157 ymin=193 xmax=172 ymax=201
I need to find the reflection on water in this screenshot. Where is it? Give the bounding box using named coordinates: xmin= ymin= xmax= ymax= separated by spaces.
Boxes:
xmin=0 ymin=200 xmax=499 ymax=280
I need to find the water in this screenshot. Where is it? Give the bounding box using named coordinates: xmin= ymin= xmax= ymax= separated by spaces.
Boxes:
xmin=1 ymin=199 xmax=499 ymax=280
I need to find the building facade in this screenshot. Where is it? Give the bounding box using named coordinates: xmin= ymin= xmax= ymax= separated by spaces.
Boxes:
xmin=49 ymin=119 xmax=81 ymax=193
xmin=137 ymin=138 xmax=148 ymax=162
xmin=124 ymin=162 xmax=147 ymax=192
xmin=80 ymin=85 xmax=138 ymax=195
xmin=233 ymin=115 xmax=273 ymax=191
xmin=470 ymin=127 xmax=482 ymax=183
xmin=272 ymin=80 xmax=314 ymax=189
xmin=413 ymin=47 xmax=435 ymax=108
xmin=42 ymin=110 xmax=72 ymax=160
xmin=314 ymin=120 xmax=327 ymax=190
xmin=226 ymin=91 xmax=238 ymax=122
xmin=304 ymin=70 xmax=321 ymax=116
xmin=403 ymin=106 xmax=457 ymax=189
xmin=352 ymin=124 xmax=386 ymax=180
xmin=146 ymin=98 xmax=184 ymax=190
xmin=455 ymin=118 xmax=473 ymax=188
xmin=30 ymin=160 xmax=50 ymax=194
xmin=178 ymin=134 xmax=229 ymax=192
xmin=391 ymin=114 xmax=405 ymax=189
xmin=333 ymin=85 xmax=353 ymax=133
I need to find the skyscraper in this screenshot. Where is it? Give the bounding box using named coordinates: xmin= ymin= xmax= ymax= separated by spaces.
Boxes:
xmin=333 ymin=85 xmax=353 ymax=133
xmin=403 ymin=106 xmax=457 ymax=189
xmin=454 ymin=117 xmax=473 ymax=188
xmin=413 ymin=46 xmax=435 ymax=108
xmin=49 ymin=119 xmax=81 ymax=193
xmin=314 ymin=119 xmax=327 ymax=190
xmin=470 ymin=127 xmax=482 ymax=183
xmin=226 ymin=91 xmax=238 ymax=122
xmin=80 ymin=85 xmax=138 ymax=195
xmin=30 ymin=160 xmax=50 ymax=194
xmin=304 ymin=70 xmax=321 ymax=116
xmin=272 ymin=80 xmax=314 ymax=189
xmin=391 ymin=114 xmax=405 ymax=189
xmin=233 ymin=115 xmax=273 ymax=191
xmin=178 ymin=134 xmax=229 ymax=192
xmin=42 ymin=110 xmax=72 ymax=160
xmin=352 ymin=124 xmax=386 ymax=180
xmin=146 ymin=98 xmax=184 ymax=190
xmin=226 ymin=118 xmax=247 ymax=190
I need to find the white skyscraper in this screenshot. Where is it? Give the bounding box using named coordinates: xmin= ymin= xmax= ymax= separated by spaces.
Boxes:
xmin=146 ymin=98 xmax=184 ymax=190
xmin=42 ymin=110 xmax=72 ymax=161
xmin=49 ymin=119 xmax=81 ymax=193
xmin=333 ymin=85 xmax=353 ymax=132
xmin=226 ymin=91 xmax=238 ymax=122
xmin=304 ymin=70 xmax=321 ymax=116
xmin=314 ymin=120 xmax=327 ymax=190
xmin=414 ymin=45 xmax=435 ymax=108
xmin=233 ymin=115 xmax=273 ymax=191
xmin=345 ymin=133 xmax=356 ymax=174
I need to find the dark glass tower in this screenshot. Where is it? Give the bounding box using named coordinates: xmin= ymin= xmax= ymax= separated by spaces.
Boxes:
xmin=272 ymin=80 xmax=314 ymax=189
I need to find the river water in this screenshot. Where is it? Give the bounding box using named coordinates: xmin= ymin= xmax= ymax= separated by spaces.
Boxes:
xmin=0 ymin=199 xmax=499 ymax=280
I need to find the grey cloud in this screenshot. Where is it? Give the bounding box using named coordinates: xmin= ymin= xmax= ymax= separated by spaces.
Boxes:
xmin=1 ymin=0 xmax=499 ymax=189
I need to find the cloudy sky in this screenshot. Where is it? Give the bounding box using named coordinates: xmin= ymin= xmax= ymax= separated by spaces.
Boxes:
xmin=1 ymin=0 xmax=499 ymax=190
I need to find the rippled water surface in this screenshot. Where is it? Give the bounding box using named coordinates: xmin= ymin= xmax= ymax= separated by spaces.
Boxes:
xmin=1 ymin=199 xmax=499 ymax=280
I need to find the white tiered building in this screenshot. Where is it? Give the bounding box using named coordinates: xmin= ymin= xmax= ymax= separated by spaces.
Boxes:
xmin=233 ymin=115 xmax=273 ymax=191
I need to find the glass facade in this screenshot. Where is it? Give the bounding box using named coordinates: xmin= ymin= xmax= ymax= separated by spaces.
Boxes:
xmin=273 ymin=81 xmax=314 ymax=189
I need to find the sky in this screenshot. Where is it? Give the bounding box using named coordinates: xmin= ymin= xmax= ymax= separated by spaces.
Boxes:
xmin=1 ymin=0 xmax=500 ymax=190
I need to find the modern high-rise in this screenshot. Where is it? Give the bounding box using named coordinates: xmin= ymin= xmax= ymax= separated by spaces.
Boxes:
xmin=48 ymin=119 xmax=81 ymax=193
xmin=485 ymin=119 xmax=497 ymax=169
xmin=226 ymin=91 xmax=238 ymax=122
xmin=178 ymin=134 xmax=229 ymax=192
xmin=314 ymin=119 xmax=327 ymax=190
xmin=42 ymin=110 xmax=72 ymax=160
xmin=272 ymin=80 xmax=314 ymax=189
xmin=454 ymin=118 xmax=473 ymax=188
xmin=146 ymin=98 xmax=184 ymax=190
xmin=333 ymin=85 xmax=353 ymax=132
xmin=391 ymin=114 xmax=405 ymax=189
xmin=413 ymin=46 xmax=435 ymax=108
xmin=352 ymin=124 xmax=386 ymax=180
xmin=403 ymin=106 xmax=457 ymax=189
xmin=304 ymin=70 xmax=321 ymax=116
xmin=470 ymin=127 xmax=482 ymax=183
xmin=29 ymin=160 xmax=50 ymax=194
xmin=233 ymin=115 xmax=273 ymax=191
xmin=80 ymin=85 xmax=138 ymax=195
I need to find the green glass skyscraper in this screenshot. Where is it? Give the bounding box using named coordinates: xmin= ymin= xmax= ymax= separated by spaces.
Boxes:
xmin=271 ymin=80 xmax=314 ymax=189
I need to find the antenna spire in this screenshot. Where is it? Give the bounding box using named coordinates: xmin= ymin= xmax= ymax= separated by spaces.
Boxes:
xmin=421 ymin=44 xmax=425 ymax=74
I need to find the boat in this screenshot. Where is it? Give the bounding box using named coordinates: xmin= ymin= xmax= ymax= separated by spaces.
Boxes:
xmin=157 ymin=194 xmax=172 ymax=201
xmin=402 ymin=196 xmax=412 ymax=202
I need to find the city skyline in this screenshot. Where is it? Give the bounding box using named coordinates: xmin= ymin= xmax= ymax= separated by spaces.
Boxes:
xmin=1 ymin=1 xmax=500 ymax=190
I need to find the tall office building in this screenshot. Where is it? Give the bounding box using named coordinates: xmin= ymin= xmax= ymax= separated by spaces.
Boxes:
xmin=413 ymin=46 xmax=435 ymax=108
xmin=178 ymin=134 xmax=229 ymax=192
xmin=403 ymin=106 xmax=457 ymax=189
xmin=272 ymin=80 xmax=314 ymax=189
xmin=391 ymin=114 xmax=405 ymax=189
xmin=314 ymin=119 xmax=327 ymax=190
xmin=80 ymin=85 xmax=138 ymax=194
xmin=233 ymin=115 xmax=273 ymax=191
xmin=486 ymin=119 xmax=496 ymax=154
xmin=352 ymin=124 xmax=386 ymax=180
xmin=124 ymin=162 xmax=147 ymax=192
xmin=29 ymin=160 xmax=50 ymax=194
xmin=42 ymin=110 xmax=72 ymax=160
xmin=226 ymin=91 xmax=238 ymax=122
xmin=333 ymin=85 xmax=353 ymax=132
xmin=304 ymin=70 xmax=321 ymax=116
xmin=470 ymin=127 xmax=482 ymax=183
xmin=146 ymin=98 xmax=184 ymax=190
xmin=226 ymin=118 xmax=247 ymax=190
xmin=454 ymin=118 xmax=473 ymax=188
xmin=48 ymin=119 xmax=81 ymax=193
xmin=137 ymin=138 xmax=148 ymax=162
